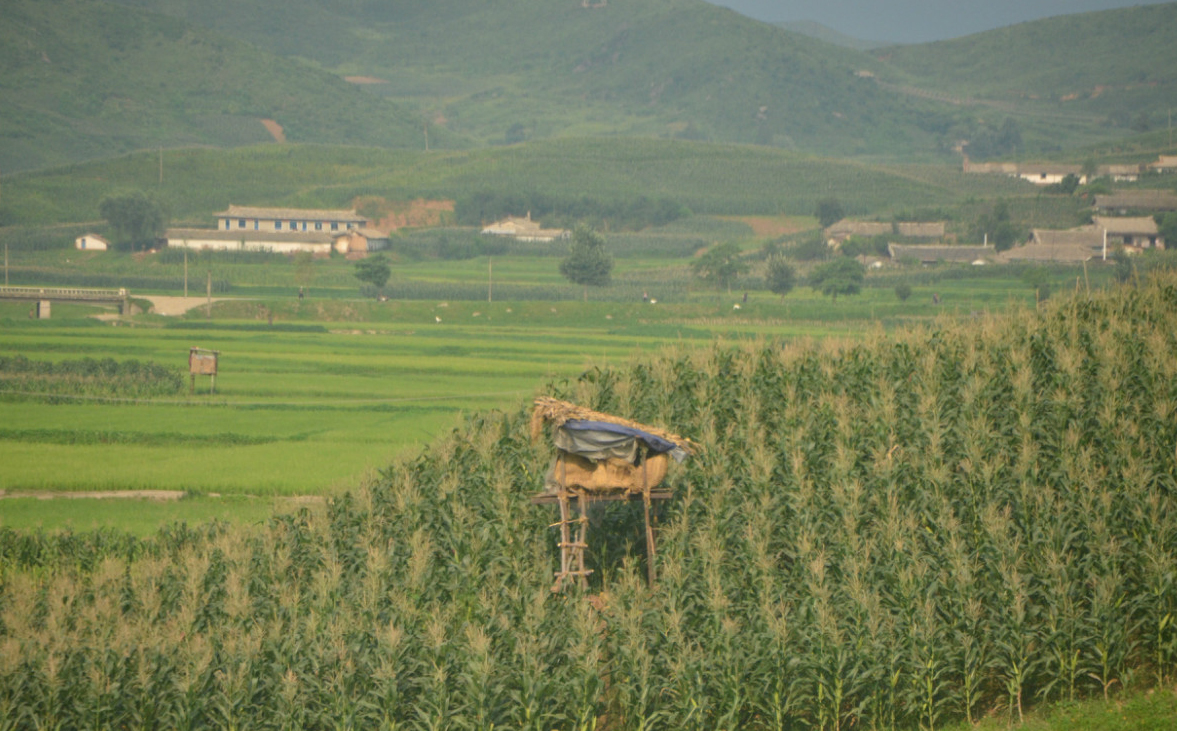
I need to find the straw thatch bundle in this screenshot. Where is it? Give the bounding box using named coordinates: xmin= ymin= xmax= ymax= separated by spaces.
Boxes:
xmin=531 ymin=397 xmax=695 ymax=495
xmin=529 ymin=397 xmax=697 ymax=454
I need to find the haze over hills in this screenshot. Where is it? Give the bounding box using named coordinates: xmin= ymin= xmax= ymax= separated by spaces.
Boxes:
xmin=879 ymin=2 xmax=1177 ymax=129
xmin=1 ymin=0 xmax=1173 ymax=174
xmin=705 ymin=0 xmax=1176 ymax=44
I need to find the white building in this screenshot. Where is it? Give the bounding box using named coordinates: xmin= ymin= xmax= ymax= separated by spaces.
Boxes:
xmin=166 ymin=205 xmax=387 ymax=256
xmin=74 ymin=234 xmax=109 ymax=251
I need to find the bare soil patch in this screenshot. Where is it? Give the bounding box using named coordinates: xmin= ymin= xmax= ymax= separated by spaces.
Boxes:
xmin=143 ymin=296 xmax=227 ymax=316
xmin=260 ymin=118 xmax=286 ymax=143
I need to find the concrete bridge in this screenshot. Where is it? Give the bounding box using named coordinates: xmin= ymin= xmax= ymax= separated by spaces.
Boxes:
xmin=0 ymin=286 xmax=131 ymax=317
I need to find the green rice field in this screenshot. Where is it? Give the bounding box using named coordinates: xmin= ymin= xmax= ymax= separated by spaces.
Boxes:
xmin=0 ymin=256 xmax=1104 ymax=533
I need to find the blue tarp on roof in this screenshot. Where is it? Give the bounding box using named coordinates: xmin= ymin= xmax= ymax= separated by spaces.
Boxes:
xmin=563 ymin=419 xmax=688 ymax=462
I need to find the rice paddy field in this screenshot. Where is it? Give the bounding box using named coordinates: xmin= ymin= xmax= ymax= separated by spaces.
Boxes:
xmin=0 ymin=252 xmax=1113 ymax=534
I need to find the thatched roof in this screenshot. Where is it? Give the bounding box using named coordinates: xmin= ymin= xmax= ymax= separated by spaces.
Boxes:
xmin=1093 ymin=216 xmax=1159 ymax=236
xmin=889 ymin=243 xmax=994 ymax=263
xmin=1095 ymin=191 xmax=1177 ymax=212
xmin=530 ymin=397 xmax=697 ymax=455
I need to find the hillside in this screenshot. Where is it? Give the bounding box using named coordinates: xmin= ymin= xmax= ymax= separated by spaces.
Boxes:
xmin=102 ymin=0 xmax=965 ymax=158
xmin=876 ymin=3 xmax=1177 ymax=153
xmin=0 ymin=0 xmax=461 ymax=173
xmin=2 ymin=269 xmax=1177 ymax=727
xmin=0 ymin=139 xmax=1031 ymax=228
xmin=4 ymin=0 xmax=1172 ymax=174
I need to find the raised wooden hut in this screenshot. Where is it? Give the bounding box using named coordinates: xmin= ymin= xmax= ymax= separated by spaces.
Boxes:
xmin=529 ymin=397 xmax=696 ymax=590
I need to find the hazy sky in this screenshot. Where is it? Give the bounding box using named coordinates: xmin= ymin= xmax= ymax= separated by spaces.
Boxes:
xmin=704 ymin=0 xmax=1173 ymax=43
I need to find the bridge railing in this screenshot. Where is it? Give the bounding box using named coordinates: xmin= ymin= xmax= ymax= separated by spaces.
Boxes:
xmin=0 ymin=286 xmax=128 ymax=301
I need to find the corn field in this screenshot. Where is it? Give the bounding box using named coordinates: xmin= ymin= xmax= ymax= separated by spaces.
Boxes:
xmin=2 ymin=274 xmax=1177 ymax=729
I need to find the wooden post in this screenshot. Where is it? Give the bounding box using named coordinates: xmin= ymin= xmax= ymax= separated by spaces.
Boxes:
xmin=644 ymin=490 xmax=656 ymax=586
xmin=642 ymin=457 xmax=656 ymax=586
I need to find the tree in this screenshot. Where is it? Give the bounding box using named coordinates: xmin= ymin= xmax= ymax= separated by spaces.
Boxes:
xmin=974 ymin=201 xmax=1021 ymax=252
xmin=559 ymin=225 xmax=613 ymax=300
xmin=1157 ymin=212 xmax=1177 ymax=249
xmin=815 ymin=197 xmax=845 ymax=229
xmin=691 ymin=241 xmax=748 ymax=292
xmin=98 ymin=191 xmax=167 ymax=252
xmin=354 ymin=253 xmax=391 ymax=294
xmin=809 ymin=257 xmax=865 ymax=301
xmin=1081 ymin=158 xmax=1099 ymax=184
xmin=765 ymin=255 xmax=796 ymax=300
xmin=895 ymin=282 xmax=913 ymax=301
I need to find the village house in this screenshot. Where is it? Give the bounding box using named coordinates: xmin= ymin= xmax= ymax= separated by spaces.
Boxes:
xmin=1094 ymin=191 xmax=1177 ymax=214
xmin=74 ymin=234 xmax=109 ymax=251
xmin=1002 ymin=229 xmax=1103 ymax=263
xmin=480 ymin=213 xmax=570 ymax=242
xmin=1148 ymin=155 xmax=1177 ymax=173
xmin=1093 ymin=216 xmax=1164 ymax=251
xmin=964 ymin=159 xmax=1142 ymax=184
xmin=165 ymin=205 xmax=388 ymax=256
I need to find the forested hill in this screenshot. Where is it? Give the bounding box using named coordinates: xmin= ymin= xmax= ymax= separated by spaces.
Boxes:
xmin=3 ymin=0 xmax=1174 ymax=173
xmin=878 ymin=3 xmax=1177 ymax=136
xmin=0 ymin=0 xmax=461 ymax=173
xmin=104 ymin=0 xmax=934 ymax=158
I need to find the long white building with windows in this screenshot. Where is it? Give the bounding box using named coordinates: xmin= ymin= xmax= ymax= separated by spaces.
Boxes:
xmin=166 ymin=206 xmax=387 ymax=255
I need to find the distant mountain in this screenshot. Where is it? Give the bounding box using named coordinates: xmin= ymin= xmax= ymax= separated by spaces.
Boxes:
xmin=776 ymin=20 xmax=885 ymax=51
xmin=0 ymin=0 xmax=459 ymax=173
xmin=876 ymin=3 xmax=1177 ymax=149
xmin=3 ymin=0 xmax=1173 ymax=173
xmin=103 ymin=0 xmax=952 ymax=158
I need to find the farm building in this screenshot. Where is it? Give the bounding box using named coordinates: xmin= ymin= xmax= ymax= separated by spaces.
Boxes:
xmin=481 ymin=213 xmax=570 ymax=242
xmin=74 ymin=234 xmax=109 ymax=251
xmin=165 ymin=205 xmax=388 ymax=256
xmin=215 ymin=205 xmax=367 ymax=233
xmin=332 ymin=230 xmax=390 ymax=255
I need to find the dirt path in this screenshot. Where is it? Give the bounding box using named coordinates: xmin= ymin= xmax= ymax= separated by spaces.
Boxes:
xmin=0 ymin=489 xmax=190 ymax=501
xmin=0 ymin=489 xmax=326 ymax=504
xmin=144 ymin=296 xmax=226 ymax=316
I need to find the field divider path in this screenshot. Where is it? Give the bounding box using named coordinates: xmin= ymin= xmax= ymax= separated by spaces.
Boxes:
xmin=1 ymin=388 xmax=534 ymax=407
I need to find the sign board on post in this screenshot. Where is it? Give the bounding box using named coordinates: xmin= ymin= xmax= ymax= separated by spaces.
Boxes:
xmin=188 ymin=347 xmax=220 ymax=394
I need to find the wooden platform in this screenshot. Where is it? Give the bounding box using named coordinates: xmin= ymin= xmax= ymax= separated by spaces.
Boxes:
xmin=529 ymin=489 xmax=673 ymax=505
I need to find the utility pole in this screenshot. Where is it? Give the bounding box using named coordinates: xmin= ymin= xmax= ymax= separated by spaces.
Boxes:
xmin=184 ymin=249 xmax=188 ymax=297
xmin=206 ymin=271 xmax=212 ymax=318
xmin=159 ymin=146 xmax=163 ymax=186
xmin=487 ymin=256 xmax=493 ymax=302
xmin=4 ymin=242 xmax=7 ymax=286
xmin=424 ymin=121 xmax=429 ymax=151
